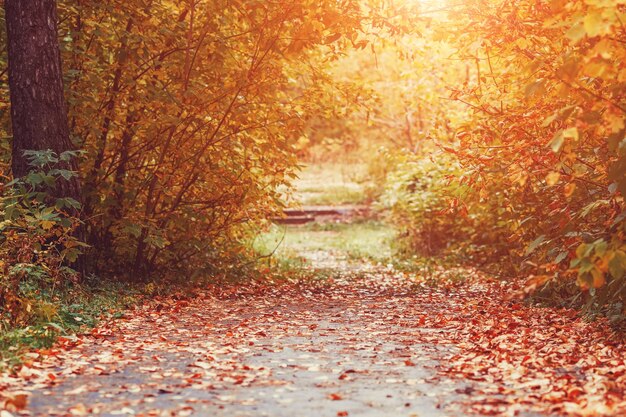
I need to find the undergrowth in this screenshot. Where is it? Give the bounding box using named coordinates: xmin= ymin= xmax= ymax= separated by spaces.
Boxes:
xmin=0 ymin=278 xmax=142 ymax=369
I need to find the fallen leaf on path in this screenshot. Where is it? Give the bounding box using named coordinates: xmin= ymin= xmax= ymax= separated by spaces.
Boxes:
xmin=2 ymin=393 xmax=27 ymax=412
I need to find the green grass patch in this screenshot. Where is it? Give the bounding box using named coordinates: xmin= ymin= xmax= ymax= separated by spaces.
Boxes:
xmin=297 ymin=186 xmax=366 ymax=206
xmin=253 ymin=220 xmax=396 ymax=265
xmin=288 ymin=163 xmax=370 ymax=206
xmin=0 ymin=279 xmax=142 ymax=370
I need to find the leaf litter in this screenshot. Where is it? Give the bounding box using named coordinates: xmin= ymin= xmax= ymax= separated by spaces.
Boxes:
xmin=0 ymin=260 xmax=624 ymax=416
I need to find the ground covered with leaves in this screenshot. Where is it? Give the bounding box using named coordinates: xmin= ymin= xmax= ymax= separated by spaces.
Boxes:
xmin=1 ymin=221 xmax=624 ymax=417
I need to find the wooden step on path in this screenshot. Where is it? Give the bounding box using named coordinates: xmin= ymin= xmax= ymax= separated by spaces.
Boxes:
xmin=272 ymin=205 xmax=369 ymax=225
xmin=283 ymin=208 xmax=340 ymax=217
xmin=276 ymin=215 xmax=316 ymax=225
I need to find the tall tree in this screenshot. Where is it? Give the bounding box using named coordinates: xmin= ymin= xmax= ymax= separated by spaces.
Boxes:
xmin=4 ymin=0 xmax=80 ymax=200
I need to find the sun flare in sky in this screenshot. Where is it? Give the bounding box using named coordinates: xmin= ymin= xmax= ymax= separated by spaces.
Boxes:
xmin=401 ymin=0 xmax=449 ymax=8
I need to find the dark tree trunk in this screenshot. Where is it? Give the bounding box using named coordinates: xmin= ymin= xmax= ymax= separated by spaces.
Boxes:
xmin=4 ymin=0 xmax=81 ymax=201
xmin=5 ymin=0 xmax=85 ymax=275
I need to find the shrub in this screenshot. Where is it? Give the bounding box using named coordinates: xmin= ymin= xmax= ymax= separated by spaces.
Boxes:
xmin=380 ymin=150 xmax=518 ymax=269
xmin=0 ymin=150 xmax=86 ymax=327
xmin=381 ymin=151 xmax=465 ymax=256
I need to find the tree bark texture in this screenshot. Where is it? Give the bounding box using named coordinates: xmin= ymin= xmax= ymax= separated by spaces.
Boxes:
xmin=4 ymin=0 xmax=81 ymax=201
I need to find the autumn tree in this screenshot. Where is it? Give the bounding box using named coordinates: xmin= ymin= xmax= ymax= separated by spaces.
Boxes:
xmin=377 ymin=0 xmax=626 ymax=310
xmin=43 ymin=0 xmax=373 ymax=276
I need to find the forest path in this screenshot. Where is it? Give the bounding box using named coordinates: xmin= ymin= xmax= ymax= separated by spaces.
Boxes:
xmin=12 ymin=269 xmax=472 ymax=417
xmin=4 ymin=209 xmax=554 ymax=417
xmin=2 ymin=165 xmax=624 ymax=417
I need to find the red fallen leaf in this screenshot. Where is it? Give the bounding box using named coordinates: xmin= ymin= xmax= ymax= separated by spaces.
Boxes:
xmin=93 ymin=365 xmax=108 ymax=373
xmin=337 ymin=412 xmax=348 ymax=416
xmin=2 ymin=264 xmax=624 ymax=417
xmin=404 ymin=360 xmax=416 ymax=366
xmin=567 ymin=387 xmax=585 ymax=400
xmin=3 ymin=393 xmax=28 ymax=411
xmin=329 ymin=393 xmax=342 ymax=401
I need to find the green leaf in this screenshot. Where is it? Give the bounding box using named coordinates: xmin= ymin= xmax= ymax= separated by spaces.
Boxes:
xmin=576 ymin=243 xmax=594 ymax=259
xmin=609 ymin=250 xmax=626 ymax=279
xmin=124 ymin=224 xmax=143 ymax=238
xmin=554 ymin=251 xmax=568 ymax=264
xmin=525 ymin=235 xmax=546 ymax=256
xmin=49 ymin=169 xmax=76 ymax=180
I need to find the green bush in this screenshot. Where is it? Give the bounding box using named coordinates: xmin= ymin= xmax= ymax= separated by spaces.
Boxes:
xmin=0 ymin=150 xmax=86 ymax=327
xmin=381 ymin=152 xmax=463 ymax=256
xmin=380 ymin=150 xmax=521 ymax=272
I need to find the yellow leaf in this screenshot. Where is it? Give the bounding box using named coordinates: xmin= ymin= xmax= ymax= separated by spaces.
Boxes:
xmin=515 ymin=38 xmax=530 ymax=49
xmin=566 ymin=22 xmax=586 ymax=42
xmin=584 ymin=11 xmax=604 ymax=37
xmin=563 ymin=127 xmax=579 ymax=140
xmin=68 ymin=404 xmax=88 ymax=416
xmin=619 ymin=69 xmax=626 ymax=82
xmin=41 ymin=220 xmax=55 ymax=230
xmin=592 ymin=39 xmax=613 ymax=59
xmin=583 ymin=60 xmax=608 ymax=78
xmin=546 ymin=172 xmax=561 ymax=186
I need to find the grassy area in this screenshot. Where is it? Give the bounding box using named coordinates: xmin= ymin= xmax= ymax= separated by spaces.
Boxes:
xmin=252 ymin=220 xmax=474 ymax=290
xmin=254 ymin=221 xmax=396 ymax=265
xmin=287 ymin=163 xmax=371 ymax=206
xmin=0 ymin=280 xmax=143 ymax=369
